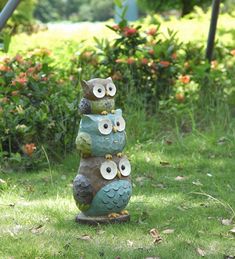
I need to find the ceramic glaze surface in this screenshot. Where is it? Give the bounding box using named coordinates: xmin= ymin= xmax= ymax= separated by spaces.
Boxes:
xmin=73 ymin=77 xmax=132 ymax=222
xmin=84 ymin=180 xmax=132 ymax=216
xmin=76 ymin=109 xmax=126 ymax=156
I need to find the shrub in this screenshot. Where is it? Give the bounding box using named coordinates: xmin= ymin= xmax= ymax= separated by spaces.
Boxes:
xmin=0 ymin=49 xmax=80 ymax=170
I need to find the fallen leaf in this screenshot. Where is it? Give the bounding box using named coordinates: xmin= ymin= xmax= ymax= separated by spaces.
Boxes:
xmin=196 ymin=247 xmax=206 ymax=257
xmin=192 ymin=180 xmax=203 ymax=186
xmin=160 ymin=161 xmax=170 ymax=166
xmin=162 ymin=229 xmax=174 ymax=234
xmin=165 ymin=139 xmax=173 ymax=145
xmin=30 ymin=224 xmax=44 ymax=234
xmin=207 ymin=173 xmax=212 ymax=177
xmin=127 ymin=240 xmax=134 ymax=247
xmin=175 ymin=176 xmax=185 ymax=181
xmin=229 ymin=227 xmax=235 ymax=234
xmin=78 ymin=234 xmax=93 ymax=241
xmin=135 ymin=176 xmax=147 ymax=182
xmin=217 ymin=137 xmax=227 ymax=145
xmin=151 ymin=183 xmax=166 ymax=189
xmin=221 ymin=219 xmax=232 ymax=226
xmin=149 ymin=228 xmax=162 ymax=244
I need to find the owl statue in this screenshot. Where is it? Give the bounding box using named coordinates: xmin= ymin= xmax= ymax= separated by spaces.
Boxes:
xmin=73 ymin=77 xmax=131 ymax=224
xmin=75 ymin=109 xmax=126 ymax=158
xmin=73 ymin=155 xmax=132 ymax=217
xmin=79 ymin=77 xmax=116 ymax=115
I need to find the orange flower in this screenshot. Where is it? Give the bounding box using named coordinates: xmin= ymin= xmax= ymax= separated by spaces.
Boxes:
xmin=175 ymin=93 xmax=185 ymax=102
xmin=82 ymin=51 xmax=92 ymax=58
xmin=0 ymin=97 xmax=9 ymax=104
xmin=115 ymin=58 xmax=126 ymax=64
xmin=171 ymin=53 xmax=177 ymax=59
xmin=27 ymin=67 xmax=35 ymax=74
xmin=160 ymin=60 xmax=170 ymax=68
xmin=11 ymin=91 xmax=19 ymax=96
xmin=179 ymin=75 xmax=190 ymax=84
xmin=112 ymin=24 xmax=120 ymax=31
xmin=0 ymin=64 xmax=11 ymax=72
xmin=123 ymin=27 xmax=137 ymax=37
xmin=141 ymin=58 xmax=148 ymax=65
xmin=127 ymin=57 xmax=135 ymax=64
xmin=230 ymin=49 xmax=235 ymax=56
xmin=211 ymin=60 xmax=218 ymax=69
xmin=148 ymin=49 xmax=154 ymax=55
xmin=147 ymin=27 xmax=157 ymax=36
xmin=23 ymin=143 xmax=36 ymax=156
xmin=12 ymin=77 xmax=28 ymax=86
xmin=15 ymin=54 xmax=23 ymax=63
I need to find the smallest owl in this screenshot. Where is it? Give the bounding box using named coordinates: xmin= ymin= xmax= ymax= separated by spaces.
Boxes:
xmin=79 ymin=77 xmax=116 ymax=115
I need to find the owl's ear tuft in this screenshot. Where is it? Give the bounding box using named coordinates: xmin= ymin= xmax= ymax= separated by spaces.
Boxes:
xmin=107 ymin=77 xmax=113 ymax=82
xmin=115 ymin=109 xmax=122 ymax=116
xmin=81 ymin=80 xmax=88 ymax=89
xmin=83 ymin=114 xmax=96 ymax=122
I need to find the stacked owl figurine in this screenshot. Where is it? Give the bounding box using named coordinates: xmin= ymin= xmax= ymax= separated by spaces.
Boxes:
xmin=73 ymin=77 xmax=132 ymax=224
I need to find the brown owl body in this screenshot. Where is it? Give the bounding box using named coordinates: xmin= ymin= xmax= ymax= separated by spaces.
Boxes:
xmin=79 ymin=77 xmax=116 ymax=115
xmin=73 ymin=155 xmax=132 ymax=217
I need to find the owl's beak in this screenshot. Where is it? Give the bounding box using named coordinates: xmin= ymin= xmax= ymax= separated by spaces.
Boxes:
xmin=105 ymin=91 xmax=110 ymax=96
xmin=113 ymin=126 xmax=117 ymax=133
xmin=117 ymin=170 xmax=121 ymax=179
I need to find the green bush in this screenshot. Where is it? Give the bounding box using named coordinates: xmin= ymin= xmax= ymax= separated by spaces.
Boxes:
xmin=71 ymin=18 xmax=235 ymax=116
xmin=0 ymin=49 xmax=80 ymax=170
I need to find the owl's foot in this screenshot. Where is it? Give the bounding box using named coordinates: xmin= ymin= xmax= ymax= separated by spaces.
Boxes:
xmin=101 ymin=111 xmax=108 ymax=115
xmin=108 ymin=213 xmax=120 ymax=219
xmin=105 ymin=154 xmax=113 ymax=160
xmin=120 ymin=210 xmax=129 ymax=216
xmin=117 ymin=152 xmax=123 ymax=158
xmin=111 ymin=109 xmax=116 ymax=114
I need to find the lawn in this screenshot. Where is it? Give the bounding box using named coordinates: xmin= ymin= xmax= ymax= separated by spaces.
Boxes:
xmin=1 ymin=123 xmax=235 ymax=258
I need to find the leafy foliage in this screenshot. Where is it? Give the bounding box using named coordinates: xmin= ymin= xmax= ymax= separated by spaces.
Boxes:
xmin=0 ymin=49 xmax=80 ymax=170
xmin=137 ymin=0 xmax=213 ymax=16
xmin=34 ymin=0 xmax=113 ymax=23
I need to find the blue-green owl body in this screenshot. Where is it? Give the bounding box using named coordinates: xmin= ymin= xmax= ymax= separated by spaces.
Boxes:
xmin=84 ymin=180 xmax=132 ymax=216
xmin=76 ymin=109 xmax=126 ymax=157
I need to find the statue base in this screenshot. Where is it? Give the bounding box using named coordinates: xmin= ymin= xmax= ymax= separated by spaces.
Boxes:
xmin=75 ymin=213 xmax=130 ymax=225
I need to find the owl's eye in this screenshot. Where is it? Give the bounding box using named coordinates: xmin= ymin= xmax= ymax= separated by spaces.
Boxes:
xmin=93 ymin=84 xmax=105 ymax=98
xmin=98 ymin=119 xmax=112 ymax=135
xmin=119 ymin=157 xmax=131 ymax=177
xmin=106 ymin=83 xmax=116 ymax=97
xmin=115 ymin=116 xmax=126 ymax=132
xmin=100 ymin=160 xmax=117 ymax=180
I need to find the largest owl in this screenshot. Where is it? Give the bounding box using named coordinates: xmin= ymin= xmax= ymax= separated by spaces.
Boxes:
xmin=79 ymin=77 xmax=116 ymax=115
xmin=73 ymin=155 xmax=132 ymax=217
xmin=76 ymin=109 xmax=126 ymax=158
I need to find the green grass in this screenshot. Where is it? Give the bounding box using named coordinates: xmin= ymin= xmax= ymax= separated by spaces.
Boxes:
xmin=9 ymin=11 xmax=235 ymax=58
xmin=1 ymin=122 xmax=235 ymax=258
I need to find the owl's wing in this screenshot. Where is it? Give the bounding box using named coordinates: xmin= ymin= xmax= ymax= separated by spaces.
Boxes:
xmin=73 ymin=174 xmax=93 ymax=211
xmin=75 ymin=132 xmax=92 ymax=156
xmin=79 ymin=98 xmax=91 ymax=114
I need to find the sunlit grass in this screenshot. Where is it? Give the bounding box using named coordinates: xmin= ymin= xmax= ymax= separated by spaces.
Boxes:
xmin=10 ymin=11 xmax=235 ymax=58
xmin=1 ymin=127 xmax=234 ymax=258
